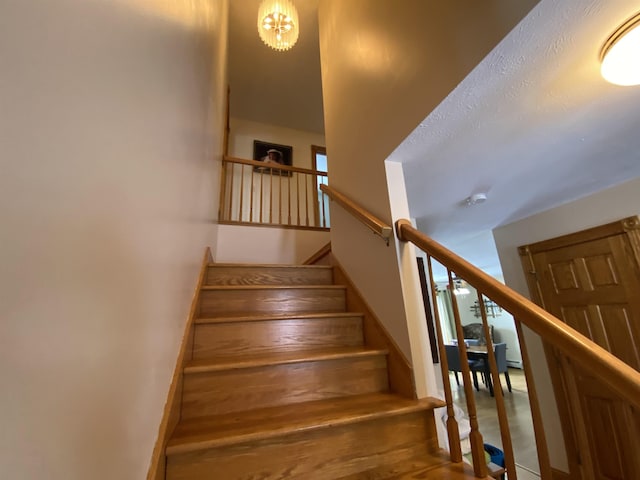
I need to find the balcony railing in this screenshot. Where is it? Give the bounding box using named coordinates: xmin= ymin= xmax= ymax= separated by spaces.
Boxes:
xmin=218 ymin=155 xmax=330 ymax=230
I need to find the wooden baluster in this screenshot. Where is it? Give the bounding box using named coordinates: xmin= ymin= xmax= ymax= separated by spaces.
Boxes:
xmin=249 ymin=166 xmax=255 ymax=223
xmin=269 ymin=167 xmax=273 ymax=224
xmin=296 ymin=174 xmax=301 ymax=226
xmin=427 ymin=256 xmax=462 ymax=462
xmin=321 ymin=178 xmax=327 ymax=228
xmin=227 ymin=162 xmax=234 ymax=221
xmin=218 ymin=159 xmax=228 ymax=220
xmin=305 ymin=173 xmax=309 ymax=226
xmin=259 ymin=169 xmax=264 ymax=223
xmin=477 ymin=293 xmax=516 ymax=479
xmin=448 ymin=271 xmax=487 ymax=478
xmin=238 ymin=164 xmax=244 ymax=222
xmin=288 ymin=173 xmax=292 ymax=225
xmin=279 ymin=169 xmax=282 ymax=224
xmin=514 ymin=319 xmax=553 ymax=479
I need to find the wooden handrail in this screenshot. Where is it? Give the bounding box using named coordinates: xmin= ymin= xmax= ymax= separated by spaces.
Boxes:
xmin=395 ymin=219 xmax=640 ymax=406
xmin=224 ymin=155 xmax=328 ymax=177
xmin=320 ymin=184 xmax=392 ymax=243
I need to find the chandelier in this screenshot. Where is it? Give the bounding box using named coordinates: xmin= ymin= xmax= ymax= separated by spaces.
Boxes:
xmin=257 ymin=0 xmax=299 ymax=52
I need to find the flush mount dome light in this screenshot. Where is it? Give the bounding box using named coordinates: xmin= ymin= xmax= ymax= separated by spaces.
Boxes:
xmin=257 ymin=0 xmax=299 ymax=52
xmin=600 ymin=12 xmax=640 ymax=86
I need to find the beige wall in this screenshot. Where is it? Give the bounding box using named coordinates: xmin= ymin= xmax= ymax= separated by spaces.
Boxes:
xmin=317 ymin=0 xmax=538 ymax=377
xmin=0 ymin=1 xmax=228 ymax=479
xmin=229 ymin=117 xmax=325 ymax=168
xmin=215 ymin=224 xmax=330 ymax=264
xmin=493 ymin=176 xmax=640 ymax=471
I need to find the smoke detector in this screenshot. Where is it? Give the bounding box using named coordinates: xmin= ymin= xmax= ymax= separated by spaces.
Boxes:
xmin=465 ymin=193 xmax=488 ymax=206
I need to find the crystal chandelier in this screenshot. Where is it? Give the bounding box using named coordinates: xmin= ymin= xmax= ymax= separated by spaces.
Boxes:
xmin=257 ymin=0 xmax=299 ymax=52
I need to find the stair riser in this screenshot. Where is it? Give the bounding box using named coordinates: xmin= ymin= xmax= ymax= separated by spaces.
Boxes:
xmin=206 ymin=266 xmax=333 ymax=286
xmin=181 ymin=355 xmax=389 ymax=419
xmin=166 ymin=410 xmax=438 ymax=480
xmin=192 ymin=317 xmax=364 ymax=360
xmin=199 ymin=287 xmax=346 ymax=317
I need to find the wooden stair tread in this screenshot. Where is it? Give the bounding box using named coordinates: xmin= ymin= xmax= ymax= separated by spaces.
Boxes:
xmin=335 ymin=452 xmax=451 ymax=479
xmin=388 ymin=461 xmax=494 ymax=479
xmin=195 ymin=311 xmax=364 ymax=325
xmin=167 ymin=392 xmax=445 ymax=455
xmin=209 ymin=263 xmax=332 ymax=269
xmin=200 ymin=284 xmax=346 ymax=291
xmin=184 ymin=346 xmax=388 ymax=373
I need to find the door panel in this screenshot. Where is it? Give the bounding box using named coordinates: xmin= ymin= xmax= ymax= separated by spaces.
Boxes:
xmin=520 ymin=217 xmax=640 ymax=479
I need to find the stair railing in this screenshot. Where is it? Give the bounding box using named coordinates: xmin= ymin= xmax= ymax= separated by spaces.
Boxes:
xmin=395 ymin=219 xmax=640 ymax=479
xmin=218 ymin=155 xmax=330 ymax=230
xmin=319 ymin=184 xmax=392 ymax=244
xmin=315 ymin=184 xmax=640 ymax=478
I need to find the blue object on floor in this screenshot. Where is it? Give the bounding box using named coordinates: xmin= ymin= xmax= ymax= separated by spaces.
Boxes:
xmin=484 ymin=443 xmax=505 ymax=467
xmin=484 ymin=443 xmax=505 ymax=479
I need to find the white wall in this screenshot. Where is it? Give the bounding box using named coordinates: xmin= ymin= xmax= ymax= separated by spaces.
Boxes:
xmin=493 ymin=176 xmax=640 ymax=472
xmin=0 ymin=1 xmax=228 ymax=479
xmin=317 ymin=0 xmax=537 ymax=374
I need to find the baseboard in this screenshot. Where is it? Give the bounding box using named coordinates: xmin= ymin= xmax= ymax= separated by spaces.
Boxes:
xmin=331 ymin=261 xmax=416 ymax=399
xmin=303 ymin=242 xmax=332 ymax=265
xmin=146 ymin=247 xmax=212 ymax=480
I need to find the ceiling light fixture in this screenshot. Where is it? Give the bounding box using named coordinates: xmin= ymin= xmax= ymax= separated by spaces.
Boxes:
xmin=600 ymin=12 xmax=640 ymax=86
xmin=257 ymin=0 xmax=299 ymax=52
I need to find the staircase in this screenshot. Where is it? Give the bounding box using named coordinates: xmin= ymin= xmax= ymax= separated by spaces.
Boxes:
xmin=164 ymin=262 xmax=482 ymax=479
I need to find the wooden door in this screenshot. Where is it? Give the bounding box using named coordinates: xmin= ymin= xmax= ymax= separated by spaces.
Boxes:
xmin=519 ymin=217 xmax=640 ymax=480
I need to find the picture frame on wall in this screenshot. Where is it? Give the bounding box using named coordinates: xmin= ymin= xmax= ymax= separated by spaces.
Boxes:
xmin=253 ymin=140 xmax=293 ymax=176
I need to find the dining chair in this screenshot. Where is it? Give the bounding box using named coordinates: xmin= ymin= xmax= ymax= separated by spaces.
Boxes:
xmin=445 ymin=344 xmax=483 ymax=391
xmin=475 ymin=343 xmax=511 ymax=396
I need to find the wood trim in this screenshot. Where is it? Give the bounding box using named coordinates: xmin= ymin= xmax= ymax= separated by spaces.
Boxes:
xmin=217 ymin=220 xmax=329 ymax=232
xmin=331 ymin=260 xmax=416 ymax=399
xmin=395 ymin=219 xmax=640 ymax=407
xmin=224 ymin=155 xmax=328 ymax=176
xmin=551 ymin=467 xmax=574 ymax=480
xmin=223 ymin=85 xmax=230 ymax=156
xmin=518 ymin=216 xmax=640 ymax=254
xmin=145 ymin=247 xmax=212 ymax=480
xmin=320 ymin=184 xmax=393 ymax=242
xmin=303 ymin=242 xmax=332 ymax=265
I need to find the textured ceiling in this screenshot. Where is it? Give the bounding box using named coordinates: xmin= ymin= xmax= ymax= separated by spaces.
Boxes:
xmin=388 ymin=0 xmax=640 ymax=277
xmin=229 ymin=0 xmax=640 ymax=278
xmin=228 ymin=0 xmax=324 ymax=133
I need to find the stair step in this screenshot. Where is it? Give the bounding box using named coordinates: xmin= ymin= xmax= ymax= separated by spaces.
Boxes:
xmin=388 ymin=461 xmax=493 ymax=479
xmin=180 ymin=347 xmax=390 ymax=419
xmin=199 ymin=285 xmax=347 ymax=317
xmin=192 ymin=312 xmax=364 ymax=360
xmin=185 ymin=347 xmax=385 ymax=373
xmin=207 ymin=263 xmax=334 ymax=286
xmin=166 ymin=393 xmax=446 ymax=480
xmin=335 ymin=453 xmax=451 ymax=479
xmin=168 ymin=392 xmax=444 ymax=454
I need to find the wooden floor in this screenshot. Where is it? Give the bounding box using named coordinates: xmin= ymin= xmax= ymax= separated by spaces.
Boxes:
xmin=451 ymin=368 xmax=540 ymax=478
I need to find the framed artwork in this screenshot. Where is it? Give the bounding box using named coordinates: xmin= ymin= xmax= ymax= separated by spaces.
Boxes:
xmin=253 ymin=140 xmax=293 ymax=176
